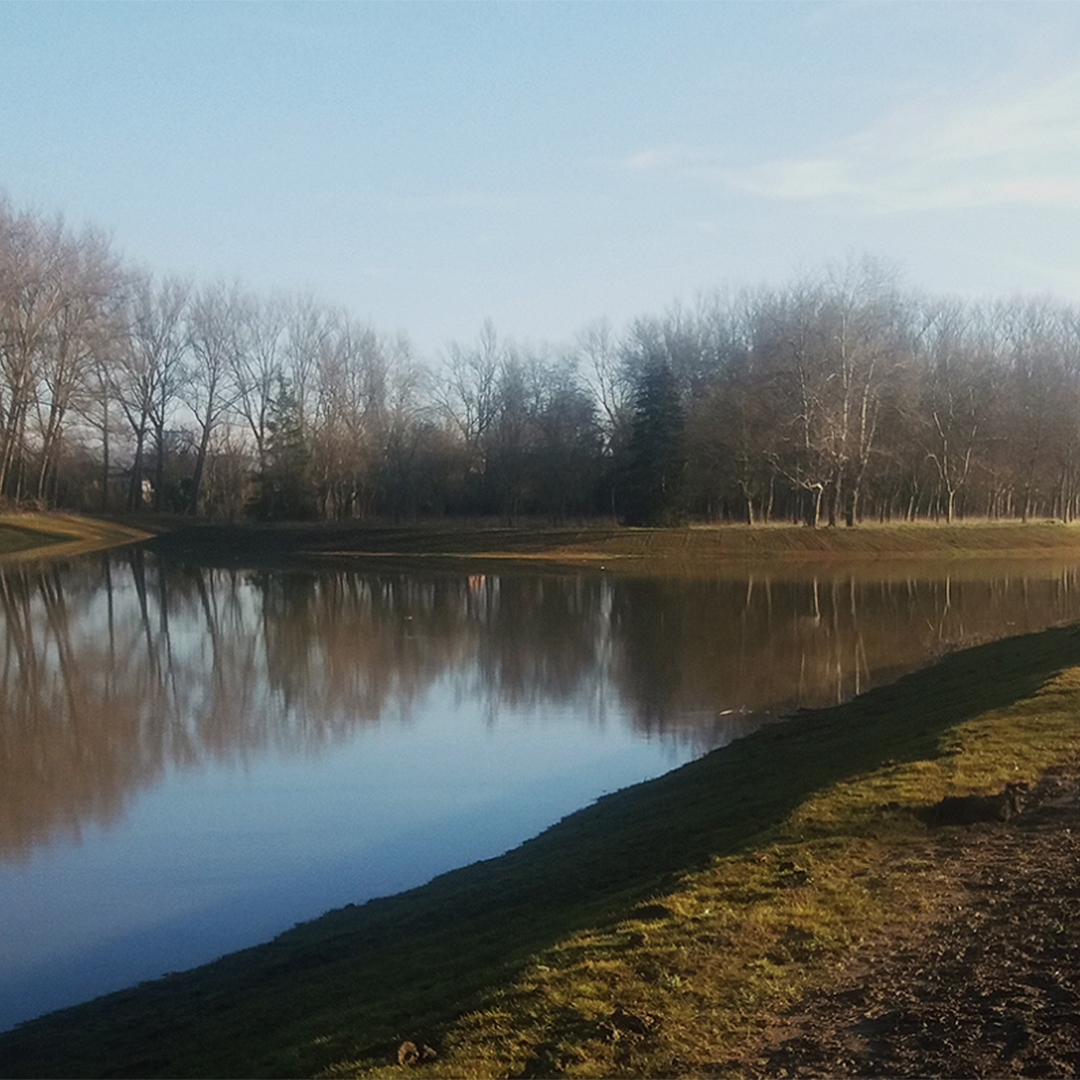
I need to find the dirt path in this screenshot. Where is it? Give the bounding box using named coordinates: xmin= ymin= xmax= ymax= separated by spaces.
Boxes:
xmin=725 ymin=762 xmax=1080 ymax=1079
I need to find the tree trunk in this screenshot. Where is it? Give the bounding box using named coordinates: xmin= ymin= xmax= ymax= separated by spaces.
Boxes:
xmin=101 ymin=422 xmax=110 ymax=512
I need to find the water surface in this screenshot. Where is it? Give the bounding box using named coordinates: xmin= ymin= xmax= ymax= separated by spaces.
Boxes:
xmin=3 ymin=551 xmax=1080 ymax=1030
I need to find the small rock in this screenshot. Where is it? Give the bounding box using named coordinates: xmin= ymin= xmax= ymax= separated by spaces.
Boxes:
xmin=608 ymin=1004 xmax=659 ymax=1037
xmin=396 ymin=1041 xmax=435 ymax=1067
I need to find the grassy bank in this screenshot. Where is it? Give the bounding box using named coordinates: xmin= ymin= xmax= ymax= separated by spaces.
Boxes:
xmin=0 ymin=512 xmax=148 ymax=562
xmin=3 ymin=621 xmax=1080 ymax=1078
xmin=143 ymin=518 xmax=1080 ymax=570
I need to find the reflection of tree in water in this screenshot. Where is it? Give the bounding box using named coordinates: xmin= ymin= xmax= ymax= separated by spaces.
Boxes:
xmin=604 ymin=567 xmax=1080 ymax=750
xmin=0 ymin=558 xmax=613 ymax=860
xmin=258 ymin=570 xmax=426 ymax=730
xmin=464 ymin=573 xmax=607 ymax=715
xmin=609 ymin=578 xmax=686 ymax=734
xmin=5 ymin=554 xmax=1080 ymax=860
xmin=0 ymin=554 xmax=172 ymax=859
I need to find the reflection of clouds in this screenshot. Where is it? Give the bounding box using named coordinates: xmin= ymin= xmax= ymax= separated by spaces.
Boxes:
xmin=5 ymin=554 xmax=1080 ymax=860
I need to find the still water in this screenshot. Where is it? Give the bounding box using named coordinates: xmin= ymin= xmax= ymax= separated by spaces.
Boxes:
xmin=3 ymin=550 xmax=1080 ymax=1031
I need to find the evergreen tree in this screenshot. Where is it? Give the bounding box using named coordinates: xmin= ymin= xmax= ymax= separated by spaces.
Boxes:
xmin=253 ymin=377 xmax=314 ymax=520
xmin=620 ymin=362 xmax=686 ymax=526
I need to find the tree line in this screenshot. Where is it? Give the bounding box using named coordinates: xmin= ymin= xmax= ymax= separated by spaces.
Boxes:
xmin=4 ymin=197 xmax=1080 ymax=525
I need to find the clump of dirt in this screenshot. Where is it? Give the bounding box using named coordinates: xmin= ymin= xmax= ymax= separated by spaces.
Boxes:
xmin=718 ymin=761 xmax=1080 ymax=1078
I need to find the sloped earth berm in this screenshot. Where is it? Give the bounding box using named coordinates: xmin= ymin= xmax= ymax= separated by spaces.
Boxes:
xmin=715 ymin=759 xmax=1080 ymax=1079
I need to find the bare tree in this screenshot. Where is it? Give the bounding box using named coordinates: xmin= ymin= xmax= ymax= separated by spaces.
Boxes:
xmin=435 ymin=320 xmax=502 ymax=461
xmin=378 ymin=333 xmax=430 ymax=520
xmin=309 ymin=317 xmax=392 ymax=519
xmin=231 ymin=292 xmax=288 ymax=476
xmin=577 ymin=318 xmax=633 ymax=456
xmin=118 ymin=273 xmax=191 ymax=509
xmin=36 ymin=226 xmax=125 ymax=504
xmin=0 ymin=204 xmax=68 ymax=498
xmin=185 ymin=282 xmax=243 ymax=514
xmin=282 ymin=294 xmax=337 ymax=435
xmin=915 ymin=301 xmax=989 ymax=522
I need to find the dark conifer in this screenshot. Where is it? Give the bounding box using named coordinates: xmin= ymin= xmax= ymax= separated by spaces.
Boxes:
xmin=253 ymin=377 xmax=314 ymax=520
xmin=620 ymin=362 xmax=686 ymax=526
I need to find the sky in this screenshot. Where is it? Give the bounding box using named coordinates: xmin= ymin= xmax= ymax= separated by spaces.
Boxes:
xmin=3 ymin=1 xmax=1080 ymax=359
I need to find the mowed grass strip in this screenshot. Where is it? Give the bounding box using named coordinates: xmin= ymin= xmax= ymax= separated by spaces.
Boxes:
xmin=3 ymin=623 xmax=1080 ymax=1078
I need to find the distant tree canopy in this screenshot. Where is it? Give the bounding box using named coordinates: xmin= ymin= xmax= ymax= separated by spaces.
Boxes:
xmin=5 ymin=197 xmax=1080 ymax=525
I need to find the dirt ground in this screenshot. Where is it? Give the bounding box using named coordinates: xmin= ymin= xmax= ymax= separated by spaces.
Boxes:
xmin=723 ymin=761 xmax=1080 ymax=1079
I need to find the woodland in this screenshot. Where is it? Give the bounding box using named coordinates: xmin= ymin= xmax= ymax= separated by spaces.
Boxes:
xmin=4 ymin=198 xmax=1080 ymax=528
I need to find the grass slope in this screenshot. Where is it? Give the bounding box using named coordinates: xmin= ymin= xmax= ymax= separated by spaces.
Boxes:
xmin=2 ymin=622 xmax=1080 ymax=1077
xmin=0 ymin=520 xmax=68 ymax=556
xmin=0 ymin=513 xmax=148 ymax=561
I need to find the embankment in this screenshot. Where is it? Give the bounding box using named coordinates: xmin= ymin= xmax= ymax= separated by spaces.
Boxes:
xmin=0 ymin=512 xmax=149 ymax=562
xmin=2 ymin=616 xmax=1080 ymax=1077
xmin=142 ymin=518 xmax=1080 ymax=569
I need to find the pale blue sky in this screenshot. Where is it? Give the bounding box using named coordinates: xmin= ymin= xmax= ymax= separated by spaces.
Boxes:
xmin=3 ymin=2 xmax=1080 ymax=356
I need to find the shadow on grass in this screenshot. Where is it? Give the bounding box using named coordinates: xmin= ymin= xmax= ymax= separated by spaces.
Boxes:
xmin=0 ymin=524 xmax=70 ymax=557
xmin=3 ymin=623 xmax=1080 ymax=1078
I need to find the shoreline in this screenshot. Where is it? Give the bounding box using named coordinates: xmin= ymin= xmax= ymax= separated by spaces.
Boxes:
xmin=0 ymin=512 xmax=149 ymax=563
xmin=2 ymin=614 xmax=1080 ymax=1076
xmin=139 ymin=518 xmax=1080 ymax=572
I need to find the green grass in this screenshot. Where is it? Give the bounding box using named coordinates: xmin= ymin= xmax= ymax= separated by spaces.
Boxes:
xmin=3 ymin=621 xmax=1080 ymax=1077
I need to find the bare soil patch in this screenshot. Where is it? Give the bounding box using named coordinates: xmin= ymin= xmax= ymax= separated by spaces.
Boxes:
xmin=722 ymin=759 xmax=1080 ymax=1079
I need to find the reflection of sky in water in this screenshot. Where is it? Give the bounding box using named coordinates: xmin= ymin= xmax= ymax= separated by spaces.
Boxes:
xmin=0 ymin=659 xmax=690 ymax=1032
xmin=5 ymin=553 xmax=1080 ymax=1032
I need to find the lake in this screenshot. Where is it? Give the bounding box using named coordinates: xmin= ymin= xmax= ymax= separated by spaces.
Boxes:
xmin=3 ymin=548 xmax=1080 ymax=1031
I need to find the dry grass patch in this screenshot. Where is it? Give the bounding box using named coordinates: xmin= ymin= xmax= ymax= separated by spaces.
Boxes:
xmin=0 ymin=512 xmax=148 ymax=561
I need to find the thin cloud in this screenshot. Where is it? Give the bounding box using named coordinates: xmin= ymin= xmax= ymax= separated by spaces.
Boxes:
xmin=622 ymin=147 xmax=687 ymax=173
xmin=627 ymin=73 xmax=1080 ymax=213
xmin=383 ymin=192 xmax=534 ymax=214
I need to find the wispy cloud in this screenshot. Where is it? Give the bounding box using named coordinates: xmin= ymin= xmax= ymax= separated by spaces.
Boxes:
xmin=383 ymin=192 xmax=533 ymax=215
xmin=626 ymin=73 xmax=1080 ymax=213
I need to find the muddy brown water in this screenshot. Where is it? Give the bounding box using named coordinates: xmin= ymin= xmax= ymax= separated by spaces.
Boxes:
xmin=2 ymin=549 xmax=1080 ymax=1031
